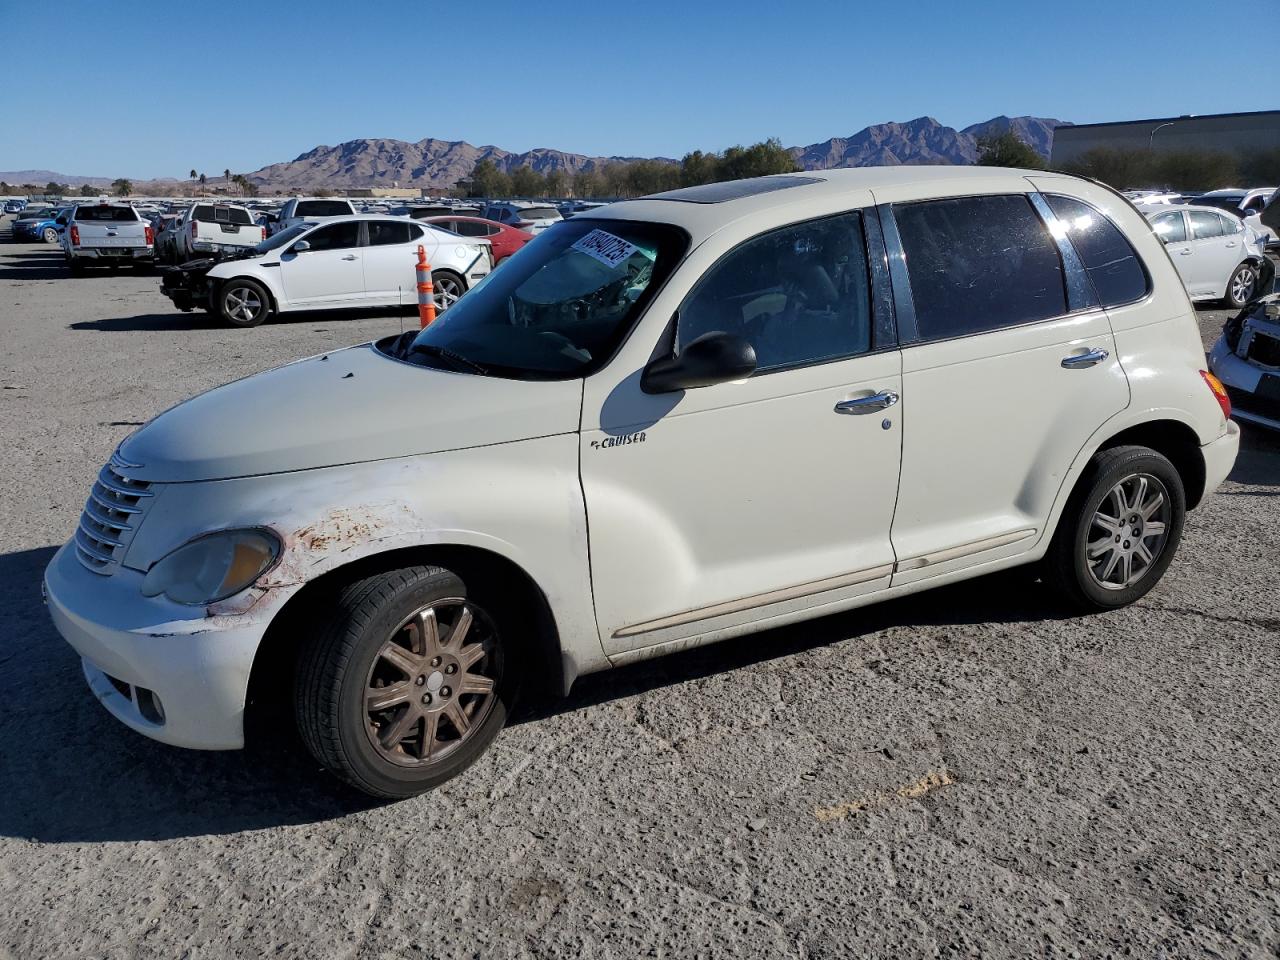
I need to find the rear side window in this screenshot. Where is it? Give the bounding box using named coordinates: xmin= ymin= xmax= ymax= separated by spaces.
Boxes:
xmin=367 ymin=221 xmax=412 ymax=245
xmin=894 ymin=194 xmax=1066 ymax=341
xmin=1218 ymin=213 xmax=1243 ymax=235
xmin=74 ymin=206 xmax=140 ymax=222
xmin=1150 ymin=212 xmax=1187 ymax=244
xmin=453 ymin=220 xmax=489 ymax=238
xmin=295 ymin=200 xmax=352 ymax=217
xmin=1044 ymin=195 xmax=1149 ymax=307
xmin=1188 ymin=210 xmax=1224 ymax=240
xmin=678 ymin=211 xmax=872 ymax=372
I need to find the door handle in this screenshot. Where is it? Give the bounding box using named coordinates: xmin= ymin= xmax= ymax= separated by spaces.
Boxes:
xmin=1226 ymin=241 xmax=1238 ymax=248
xmin=1061 ymin=348 xmax=1109 ymax=369
xmin=341 ymin=254 xmax=358 ymax=261
xmin=834 ymin=391 xmax=899 ymax=415
xmin=1178 ymin=248 xmax=1192 ymax=255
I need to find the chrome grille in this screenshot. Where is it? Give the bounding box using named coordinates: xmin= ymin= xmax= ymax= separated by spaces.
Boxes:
xmin=75 ymin=455 xmax=155 ymax=575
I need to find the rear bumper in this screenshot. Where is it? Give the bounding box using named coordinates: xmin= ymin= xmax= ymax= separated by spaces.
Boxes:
xmin=1201 ymin=419 xmax=1240 ymax=499
xmin=70 ymin=247 xmax=153 ymax=261
xmin=43 ymin=541 xmax=267 ymax=750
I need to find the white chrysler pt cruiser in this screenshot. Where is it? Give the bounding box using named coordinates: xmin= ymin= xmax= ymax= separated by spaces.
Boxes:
xmin=45 ymin=168 xmax=1240 ymax=798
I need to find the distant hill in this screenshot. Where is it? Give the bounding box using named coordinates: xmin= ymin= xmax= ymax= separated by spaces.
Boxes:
xmin=1 ymin=115 xmax=1071 ymax=193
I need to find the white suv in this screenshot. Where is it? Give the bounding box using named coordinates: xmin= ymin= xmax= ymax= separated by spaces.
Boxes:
xmin=45 ymin=168 xmax=1239 ymax=798
xmin=479 ymin=200 xmax=563 ymax=234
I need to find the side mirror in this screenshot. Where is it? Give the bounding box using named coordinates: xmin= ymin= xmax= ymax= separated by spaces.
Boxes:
xmin=641 ymin=331 xmax=757 ymax=393
xmin=291 ymin=240 xmax=311 ymax=253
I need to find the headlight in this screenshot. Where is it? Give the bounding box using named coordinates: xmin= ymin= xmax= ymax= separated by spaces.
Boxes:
xmin=140 ymin=529 xmax=280 ymax=605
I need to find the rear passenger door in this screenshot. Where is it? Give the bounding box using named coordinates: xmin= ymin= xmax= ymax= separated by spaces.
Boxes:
xmin=361 ymin=220 xmax=420 ymax=304
xmin=881 ymin=190 xmax=1133 ymax=584
xmin=1184 ymin=209 xmax=1236 ymax=298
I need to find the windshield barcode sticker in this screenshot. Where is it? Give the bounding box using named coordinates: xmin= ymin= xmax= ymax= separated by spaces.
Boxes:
xmin=571 ymin=229 xmax=639 ymax=268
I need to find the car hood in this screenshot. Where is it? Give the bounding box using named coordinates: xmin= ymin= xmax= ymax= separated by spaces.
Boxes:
xmin=118 ymin=342 xmax=583 ymax=483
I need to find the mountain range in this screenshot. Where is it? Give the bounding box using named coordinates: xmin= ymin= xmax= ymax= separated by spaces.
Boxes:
xmin=0 ymin=115 xmax=1069 ymax=193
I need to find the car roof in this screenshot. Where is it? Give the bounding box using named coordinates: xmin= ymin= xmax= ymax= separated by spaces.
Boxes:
xmin=589 ymin=166 xmax=1076 ymax=237
xmin=1146 ymin=204 xmax=1242 ymax=219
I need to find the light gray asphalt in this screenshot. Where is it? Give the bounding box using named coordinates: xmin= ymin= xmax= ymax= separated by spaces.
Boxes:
xmin=2 ymin=220 xmax=1279 ymax=959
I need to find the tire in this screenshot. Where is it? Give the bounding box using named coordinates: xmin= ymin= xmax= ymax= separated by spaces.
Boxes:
xmin=216 ymin=277 xmax=271 ymax=327
xmin=432 ymin=270 xmax=465 ymax=313
xmin=1225 ymin=262 xmax=1258 ymax=309
xmin=42 ymin=227 xmax=58 ymax=244
xmin=1046 ymin=445 xmax=1186 ymax=611
xmin=294 ymin=565 xmax=516 ymax=799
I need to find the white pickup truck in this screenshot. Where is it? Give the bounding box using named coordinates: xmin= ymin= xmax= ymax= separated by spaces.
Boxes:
xmin=270 ymin=197 xmax=356 ymax=236
xmin=172 ymin=202 xmax=265 ymax=263
xmin=63 ymin=203 xmax=153 ymax=273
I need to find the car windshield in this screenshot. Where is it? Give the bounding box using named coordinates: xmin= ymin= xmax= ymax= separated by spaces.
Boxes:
xmin=255 ymin=223 xmax=314 ymax=253
xmin=388 ymin=219 xmax=687 ymax=380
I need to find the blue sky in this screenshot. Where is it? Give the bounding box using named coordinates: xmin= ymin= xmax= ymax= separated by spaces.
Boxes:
xmin=2 ymin=0 xmax=1269 ymax=179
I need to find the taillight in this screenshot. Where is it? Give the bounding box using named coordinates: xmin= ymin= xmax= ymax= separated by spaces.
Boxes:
xmin=70 ymin=224 xmax=79 ymax=245
xmin=144 ymin=225 xmax=154 ymax=245
xmin=260 ymin=226 xmax=266 ymax=242
xmin=191 ymin=221 xmax=198 ymax=238
xmin=1200 ymin=370 xmax=1231 ymax=420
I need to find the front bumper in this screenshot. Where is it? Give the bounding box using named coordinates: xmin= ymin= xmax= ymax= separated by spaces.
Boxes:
xmin=1209 ymin=336 xmax=1280 ymax=432
xmin=43 ymin=541 xmax=267 ymax=750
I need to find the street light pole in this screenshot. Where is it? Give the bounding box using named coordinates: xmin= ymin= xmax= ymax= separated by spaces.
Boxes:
xmin=1148 ymin=121 xmax=1177 ymax=151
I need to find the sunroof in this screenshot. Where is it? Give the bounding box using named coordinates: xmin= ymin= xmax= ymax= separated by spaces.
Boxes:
xmin=646 ymin=176 xmax=824 ymax=204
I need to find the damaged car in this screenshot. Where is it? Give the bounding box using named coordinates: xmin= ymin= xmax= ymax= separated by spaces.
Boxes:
xmin=1209 ymin=294 xmax=1280 ymax=431
xmin=159 ymin=215 xmax=491 ymax=326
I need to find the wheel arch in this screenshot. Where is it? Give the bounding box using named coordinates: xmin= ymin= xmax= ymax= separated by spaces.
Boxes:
xmin=1096 ymin=418 xmax=1206 ymax=509
xmin=214 ymin=273 xmax=281 ymax=314
xmin=243 ymin=542 xmax=566 ymax=746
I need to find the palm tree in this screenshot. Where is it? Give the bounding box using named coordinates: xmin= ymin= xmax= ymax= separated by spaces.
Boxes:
xmin=189 ymin=169 xmax=197 ymax=180
xmin=198 ymin=173 xmax=207 ymax=188
xmin=223 ymin=168 xmax=231 ymax=181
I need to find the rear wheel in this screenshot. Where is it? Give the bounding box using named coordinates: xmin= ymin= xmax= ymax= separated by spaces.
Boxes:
xmin=1225 ymin=262 xmax=1257 ymax=308
xmin=294 ymin=565 xmax=515 ymax=799
xmin=217 ymin=278 xmax=270 ymax=327
xmin=1046 ymin=445 xmax=1185 ymax=610
xmin=432 ymin=270 xmax=465 ymax=313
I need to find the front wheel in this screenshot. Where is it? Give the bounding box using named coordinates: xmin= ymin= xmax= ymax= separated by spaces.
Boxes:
xmin=216 ymin=278 xmax=270 ymax=327
xmin=1225 ymin=262 xmax=1257 ymax=309
xmin=1046 ymin=445 xmax=1186 ymax=610
xmin=294 ymin=565 xmax=515 ymax=799
xmin=42 ymin=227 xmax=58 ymax=244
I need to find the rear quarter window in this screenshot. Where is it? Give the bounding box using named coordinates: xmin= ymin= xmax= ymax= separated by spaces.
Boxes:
xmin=894 ymin=194 xmax=1067 ymax=342
xmin=1044 ymin=195 xmax=1149 ymax=307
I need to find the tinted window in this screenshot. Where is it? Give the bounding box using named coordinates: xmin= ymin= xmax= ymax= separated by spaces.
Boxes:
xmin=1150 ymin=212 xmax=1187 ymax=243
xmin=367 ymin=221 xmax=412 ymax=245
xmin=303 ymin=221 xmax=359 ymax=251
xmin=453 ymin=220 xmax=490 ymax=238
xmin=1045 ymin=195 xmax=1148 ymax=307
xmin=1188 ymin=210 xmax=1223 ymax=240
xmin=517 ymin=207 xmax=560 ymax=220
xmin=679 ymin=212 xmax=871 ymax=372
xmin=407 ymin=224 xmax=425 ymax=241
xmin=895 ymin=195 xmax=1066 ymax=341
xmin=192 ymin=204 xmax=252 ymax=225
xmin=295 ymin=199 xmax=352 ymax=217
xmin=73 ymin=206 xmax=140 ymax=222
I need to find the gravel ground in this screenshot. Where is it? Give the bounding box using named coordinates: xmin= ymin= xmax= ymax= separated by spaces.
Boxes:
xmin=2 ymin=221 xmax=1279 ymax=960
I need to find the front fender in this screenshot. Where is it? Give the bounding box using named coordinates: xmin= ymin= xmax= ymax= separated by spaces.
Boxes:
xmin=124 ymin=435 xmax=606 ymax=676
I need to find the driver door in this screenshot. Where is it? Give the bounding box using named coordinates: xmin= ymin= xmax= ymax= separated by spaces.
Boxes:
xmin=278 ymin=220 xmax=365 ymax=307
xmin=579 ymin=207 xmax=903 ymax=657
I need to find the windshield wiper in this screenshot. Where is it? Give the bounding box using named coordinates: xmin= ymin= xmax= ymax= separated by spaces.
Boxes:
xmin=408 ymin=343 xmax=491 ymax=375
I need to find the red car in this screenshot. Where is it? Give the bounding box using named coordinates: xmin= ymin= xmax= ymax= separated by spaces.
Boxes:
xmin=419 ymin=215 xmax=532 ymax=265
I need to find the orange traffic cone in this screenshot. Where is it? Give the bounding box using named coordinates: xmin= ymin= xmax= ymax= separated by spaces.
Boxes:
xmin=416 ymin=245 xmax=436 ymax=328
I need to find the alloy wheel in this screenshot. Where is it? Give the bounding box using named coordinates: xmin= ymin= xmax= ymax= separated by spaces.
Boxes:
xmin=1086 ymin=473 xmax=1170 ymax=590
xmin=1232 ymin=267 xmax=1256 ymax=305
xmin=434 ymin=276 xmax=463 ymax=312
xmin=224 ymin=287 xmax=262 ymax=323
xmin=363 ymin=599 xmax=501 ymax=767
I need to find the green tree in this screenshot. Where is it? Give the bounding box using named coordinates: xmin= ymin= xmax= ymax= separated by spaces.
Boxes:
xmin=223 ymin=168 xmax=231 ymax=181
xmin=0 ymin=181 xmax=8 ymax=193
xmin=79 ymin=184 xmax=97 ymax=197
xmin=467 ymin=159 xmax=511 ymax=198
xmin=1058 ymin=148 xmax=1154 ymax=189
xmin=509 ymin=165 xmax=546 ymax=197
xmin=189 ymin=168 xmax=198 ymax=180
xmin=544 ymin=168 xmax=568 ymax=198
xmin=976 ymin=131 xmax=1046 ymax=169
xmin=198 ymin=172 xmax=207 ymax=188
xmin=572 ymin=167 xmax=605 ymax=199
xmin=1153 ymin=151 xmax=1238 ymax=191
xmin=111 ymin=178 xmax=132 ymax=197
xmin=1242 ymin=149 xmax=1280 ymax=184
xmin=679 ymin=150 xmax=718 ymax=187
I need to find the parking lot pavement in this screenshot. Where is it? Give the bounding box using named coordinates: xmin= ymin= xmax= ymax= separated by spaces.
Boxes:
xmin=2 ymin=221 xmax=1280 ymax=960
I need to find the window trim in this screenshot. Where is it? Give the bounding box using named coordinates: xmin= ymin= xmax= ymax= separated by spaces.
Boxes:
xmin=672 ymin=207 xmax=891 ymax=379
xmin=1042 ymin=193 xmax=1153 ymax=312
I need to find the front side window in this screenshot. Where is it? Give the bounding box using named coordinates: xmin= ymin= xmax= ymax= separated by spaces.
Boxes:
xmin=396 ymin=219 xmax=687 ymax=379
xmin=367 ymin=221 xmax=412 ymax=246
xmin=303 ymin=221 xmax=360 ymax=251
xmin=1150 ymin=212 xmax=1187 ymax=244
xmin=678 ymin=212 xmax=872 ymax=372
xmin=1188 ymin=210 xmax=1224 ymax=240
xmin=1045 ymin=195 xmax=1148 ymax=307
xmin=895 ymin=194 xmax=1066 ymax=341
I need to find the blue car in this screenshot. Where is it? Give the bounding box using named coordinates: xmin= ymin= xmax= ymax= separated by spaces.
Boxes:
xmin=13 ymin=207 xmax=68 ymax=243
